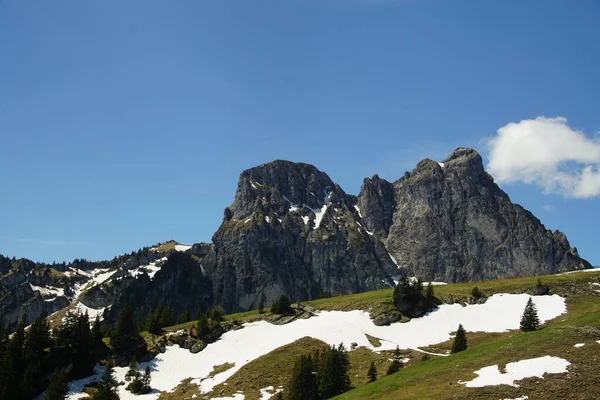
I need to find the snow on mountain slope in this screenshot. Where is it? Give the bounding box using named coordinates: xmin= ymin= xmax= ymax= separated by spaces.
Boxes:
xmin=64 ymin=293 xmax=566 ymax=399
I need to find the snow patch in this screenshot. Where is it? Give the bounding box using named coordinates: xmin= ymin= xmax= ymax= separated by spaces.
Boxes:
xmin=265 ymin=216 xmax=270 ymax=223
xmin=72 ymin=302 xmax=110 ymax=322
xmin=29 ymin=283 xmax=65 ymax=298
xmin=459 ymin=356 xmax=570 ymax=387
xmin=259 ymin=386 xmax=281 ymax=400
xmin=175 ymin=244 xmax=192 ymax=252
xmin=130 ymin=257 xmax=168 ymax=280
xmin=353 ymin=205 xmax=363 ymax=218
xmin=573 ymin=343 xmax=585 ymax=348
xmin=438 ymin=162 xmax=445 ymax=168
xmin=557 ymin=268 xmax=600 ymax=275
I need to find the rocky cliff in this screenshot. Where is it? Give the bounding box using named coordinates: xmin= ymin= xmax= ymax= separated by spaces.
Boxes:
xmin=357 ymin=148 xmax=590 ymax=282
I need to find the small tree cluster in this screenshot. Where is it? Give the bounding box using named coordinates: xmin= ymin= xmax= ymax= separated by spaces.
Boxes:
xmin=145 ymin=303 xmax=174 ymax=335
xmin=386 ymin=346 xmax=403 ymax=375
xmin=111 ymin=304 xmax=143 ymax=358
xmin=271 ymin=295 xmax=293 ymax=315
xmin=451 ymin=324 xmax=467 ymax=353
xmin=286 ymin=343 xmax=351 ymax=400
xmin=126 ymin=357 xmax=152 ymax=395
xmin=520 ymin=297 xmax=540 ymax=332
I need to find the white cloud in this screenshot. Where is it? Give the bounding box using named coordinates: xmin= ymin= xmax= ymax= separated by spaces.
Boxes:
xmin=542 ymin=205 xmax=555 ymax=212
xmin=487 ymin=116 xmax=600 ymax=198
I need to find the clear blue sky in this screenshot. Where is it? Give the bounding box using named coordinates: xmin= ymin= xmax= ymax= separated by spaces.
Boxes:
xmin=1 ymin=0 xmax=599 ymax=265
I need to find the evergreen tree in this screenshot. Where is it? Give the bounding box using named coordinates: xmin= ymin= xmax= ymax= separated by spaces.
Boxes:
xmin=386 ymin=359 xmax=402 ymax=375
xmin=451 ymin=324 xmax=467 ymax=353
xmin=271 ymin=295 xmax=293 ymax=315
xmin=92 ymin=361 xmax=120 ymax=400
xmin=258 ymin=294 xmax=265 ymax=314
xmin=142 ymin=366 xmax=152 ymax=393
xmin=197 ymin=313 xmax=210 ymax=337
xmin=44 ymin=368 xmax=68 ymax=400
xmin=535 ymin=278 xmax=550 ymax=295
xmin=386 ymin=346 xmax=403 ymax=375
xmin=426 ymin=282 xmax=434 ymax=298
xmin=207 ymin=305 xmax=225 ymax=322
xmin=317 ymin=343 xmax=350 ymax=398
xmin=367 ymin=361 xmax=377 ymax=382
xmin=111 ymin=304 xmax=140 ymax=356
xmin=471 ymin=286 xmax=481 ymax=299
xmin=176 ymin=308 xmax=190 ymax=325
xmin=92 ymin=316 xmax=104 ymax=344
xmin=520 ymin=297 xmax=540 ymax=332
xmin=287 ymin=355 xmax=318 ymax=400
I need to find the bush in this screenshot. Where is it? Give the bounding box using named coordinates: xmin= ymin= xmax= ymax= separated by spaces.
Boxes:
xmin=271 ymin=295 xmax=293 ymax=315
xmin=386 ymin=360 xmax=402 ymax=375
xmin=471 ymin=286 xmax=481 ymax=299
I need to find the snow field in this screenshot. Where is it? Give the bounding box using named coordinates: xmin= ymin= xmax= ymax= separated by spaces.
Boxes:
xmin=459 ymin=356 xmax=570 ymax=387
xmin=175 ymin=244 xmax=192 ymax=252
xmin=64 ymin=293 xmax=566 ymax=400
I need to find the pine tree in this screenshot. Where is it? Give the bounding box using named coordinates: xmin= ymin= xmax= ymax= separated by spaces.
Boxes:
xmin=258 ymin=294 xmax=265 ymax=314
xmin=367 ymin=361 xmax=377 ymax=382
xmin=451 ymin=324 xmax=467 ymax=353
xmin=271 ymin=295 xmax=292 ymax=315
xmin=197 ymin=313 xmax=210 ymax=337
xmin=317 ymin=343 xmax=350 ymax=398
xmin=111 ymin=304 xmax=140 ymax=356
xmin=92 ymin=361 xmax=120 ymax=400
xmin=44 ymin=368 xmax=68 ymax=400
xmin=426 ymin=282 xmax=434 ymax=298
xmin=177 ymin=308 xmax=190 ymax=325
xmin=142 ymin=366 xmax=152 ymax=393
xmin=287 ymin=355 xmax=318 ymax=400
xmin=386 ymin=359 xmax=402 ymax=375
xmin=92 ymin=317 xmax=104 ymax=344
xmin=471 ymin=286 xmax=481 ymax=299
xmin=520 ymin=297 xmax=540 ymax=332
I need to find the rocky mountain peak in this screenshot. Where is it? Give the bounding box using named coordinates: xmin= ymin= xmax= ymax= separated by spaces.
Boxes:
xmin=230 ymin=160 xmax=341 ymax=220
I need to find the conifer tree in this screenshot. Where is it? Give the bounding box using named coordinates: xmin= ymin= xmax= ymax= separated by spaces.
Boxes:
xmin=44 ymin=368 xmax=68 ymax=400
xmin=92 ymin=361 xmax=119 ymax=400
xmin=451 ymin=324 xmax=467 ymax=353
xmin=271 ymin=295 xmax=292 ymax=315
xmin=92 ymin=316 xmax=104 ymax=344
xmin=258 ymin=294 xmax=265 ymax=314
xmin=317 ymin=343 xmax=350 ymax=398
xmin=197 ymin=313 xmax=210 ymax=337
xmin=386 ymin=346 xmax=403 ymax=375
xmin=520 ymin=297 xmax=540 ymax=332
xmin=111 ymin=304 xmax=140 ymax=356
xmin=177 ymin=308 xmax=190 ymax=324
xmin=367 ymin=361 xmax=377 ymax=382
xmin=142 ymin=366 xmax=152 ymax=393
xmin=426 ymin=282 xmax=434 ymax=298
xmin=287 ymin=355 xmax=318 ymax=400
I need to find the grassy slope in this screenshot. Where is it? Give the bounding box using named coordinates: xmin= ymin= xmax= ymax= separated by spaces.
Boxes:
xmin=159 ymin=270 xmax=600 ymax=400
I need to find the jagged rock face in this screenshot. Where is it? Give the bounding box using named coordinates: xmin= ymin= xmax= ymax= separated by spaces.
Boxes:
xmin=357 ymin=174 xmax=396 ymax=239
xmin=212 ymin=160 xmax=398 ymax=312
xmin=359 ymin=148 xmax=591 ymax=282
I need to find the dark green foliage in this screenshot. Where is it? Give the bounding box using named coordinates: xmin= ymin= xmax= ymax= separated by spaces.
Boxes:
xmin=271 ymin=295 xmax=293 ymax=315
xmin=316 ymin=343 xmax=351 ymax=399
xmin=258 ymin=294 xmax=265 ymax=314
xmin=287 ymin=355 xmax=319 ymax=400
xmin=471 ymin=286 xmax=481 ymax=299
xmin=287 ymin=343 xmax=351 ymax=399
xmin=386 ymin=346 xmax=403 ymax=375
xmin=535 ymin=278 xmax=550 ymax=295
xmin=451 ymin=324 xmax=467 ymax=353
xmin=92 ymin=361 xmax=119 ymax=400
xmin=111 ymin=304 xmax=142 ymax=357
xmin=145 ymin=303 xmax=174 ymax=335
xmin=393 ymin=275 xmax=435 ymax=318
xmin=520 ymin=297 xmax=540 ymax=332
xmin=207 ymin=305 xmax=225 ymax=322
xmin=142 ymin=366 xmax=152 ymax=393
xmin=367 ymin=361 xmax=377 ymax=382
xmin=426 ymin=282 xmax=434 ymax=298
xmin=420 ymin=354 xmax=430 ymax=362
xmin=92 ymin=316 xmax=104 ymax=344
xmin=45 ymin=369 xmax=68 ymax=400
xmin=176 ymin=308 xmax=190 ymax=325
xmin=386 ymin=360 xmax=402 ymax=375
xmin=196 ymin=313 xmax=210 ymax=337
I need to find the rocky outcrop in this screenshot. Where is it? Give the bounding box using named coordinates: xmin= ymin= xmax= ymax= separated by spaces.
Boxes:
xmin=359 ymin=148 xmax=591 ymax=282
xmin=211 ymin=160 xmax=398 ymax=312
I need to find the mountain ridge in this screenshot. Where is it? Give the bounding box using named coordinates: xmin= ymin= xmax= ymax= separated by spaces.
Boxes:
xmin=0 ymin=148 xmax=591 ymax=328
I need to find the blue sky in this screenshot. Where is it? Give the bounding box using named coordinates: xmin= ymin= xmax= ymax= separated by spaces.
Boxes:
xmin=1 ymin=0 xmax=599 ymax=265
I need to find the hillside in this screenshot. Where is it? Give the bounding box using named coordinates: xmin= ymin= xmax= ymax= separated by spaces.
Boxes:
xmin=57 ymin=268 xmax=600 ymax=400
